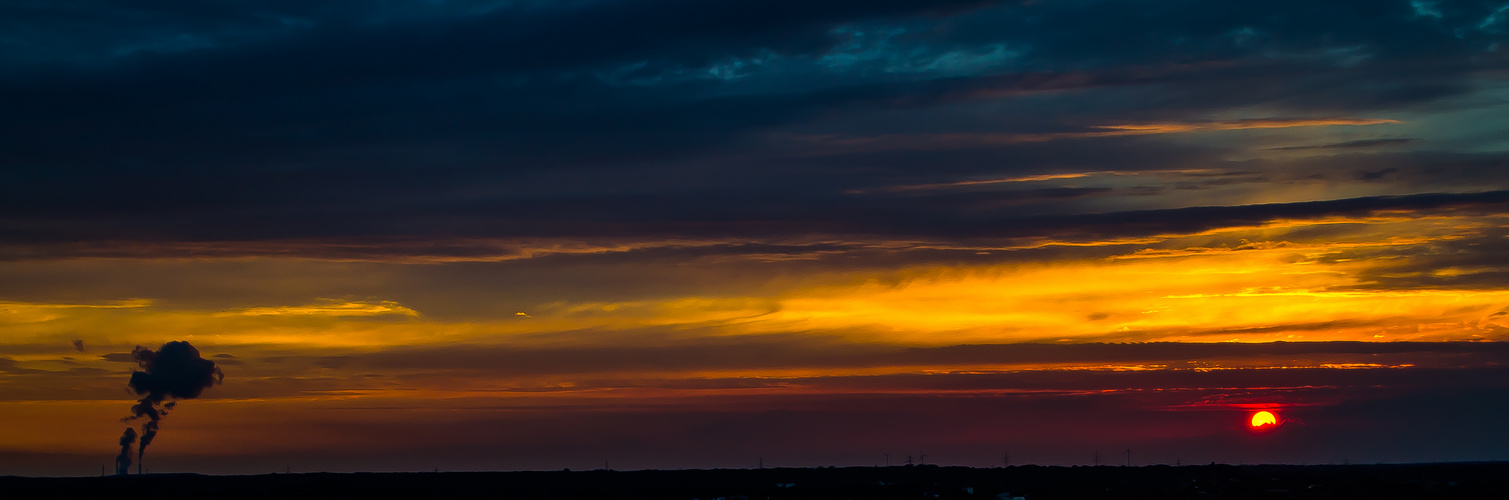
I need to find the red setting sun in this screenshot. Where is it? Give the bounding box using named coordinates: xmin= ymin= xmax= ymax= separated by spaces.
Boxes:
xmin=1251 ymin=410 xmax=1279 ymax=429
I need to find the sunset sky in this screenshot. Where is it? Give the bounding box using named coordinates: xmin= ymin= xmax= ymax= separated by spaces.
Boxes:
xmin=3 ymin=0 xmax=1509 ymax=476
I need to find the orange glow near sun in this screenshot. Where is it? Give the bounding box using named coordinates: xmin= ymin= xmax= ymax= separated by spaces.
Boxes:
xmin=1250 ymin=410 xmax=1278 ymax=428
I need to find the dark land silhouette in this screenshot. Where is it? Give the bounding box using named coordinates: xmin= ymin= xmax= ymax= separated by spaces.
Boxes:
xmin=4 ymin=462 xmax=1507 ymax=499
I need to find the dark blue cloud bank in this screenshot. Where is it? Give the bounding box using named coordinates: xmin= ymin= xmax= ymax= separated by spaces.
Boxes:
xmin=2 ymin=0 xmax=1507 ymax=256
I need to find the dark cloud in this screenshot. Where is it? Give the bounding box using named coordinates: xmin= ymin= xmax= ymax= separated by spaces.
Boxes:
xmin=1 ymin=186 xmax=1504 ymax=261
xmin=0 ymin=357 xmax=42 ymax=374
xmin=99 ymin=352 xmax=136 ymax=363
xmin=1357 ymin=167 xmax=1401 ymax=181
xmin=1307 ymin=227 xmax=1509 ymax=291
xmin=0 ymin=0 xmax=1006 ymax=173
xmin=1271 ymin=138 xmax=1416 ymax=150
xmin=0 ymin=1 xmax=1505 ymax=265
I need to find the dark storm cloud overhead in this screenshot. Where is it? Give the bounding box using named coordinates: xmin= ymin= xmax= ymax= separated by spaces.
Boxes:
xmin=0 ymin=0 xmax=1009 ymax=163
xmin=3 ymin=0 xmax=1002 ymax=74
xmin=8 ymin=0 xmax=1500 ymax=89
xmin=1 ymin=53 xmax=1482 ymax=175
xmin=2 ymin=1 xmax=1505 ymax=191
xmin=932 ymin=0 xmax=1508 ymax=64
xmin=0 ymin=67 xmax=1228 ymax=228
xmin=0 ymin=55 xmax=1271 ymax=174
xmin=0 ymin=1 xmax=561 ymax=69
xmin=1 ymin=2 xmax=1506 ymax=271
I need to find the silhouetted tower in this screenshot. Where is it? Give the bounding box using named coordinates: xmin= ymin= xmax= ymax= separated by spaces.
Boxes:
xmin=1125 ymin=449 xmax=1131 ymax=467
xmin=884 ymin=453 xmax=891 ymax=466
xmin=907 ymin=455 xmax=914 ymax=465
xmin=1093 ymin=450 xmax=1099 ymax=466
xmin=919 ymin=453 xmax=927 ymax=465
xmin=1003 ymin=452 xmax=1009 ymax=467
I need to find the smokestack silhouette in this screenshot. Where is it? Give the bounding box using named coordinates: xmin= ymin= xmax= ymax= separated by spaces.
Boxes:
xmin=119 ymin=341 xmax=223 ymax=474
xmin=115 ymin=428 xmax=136 ymax=475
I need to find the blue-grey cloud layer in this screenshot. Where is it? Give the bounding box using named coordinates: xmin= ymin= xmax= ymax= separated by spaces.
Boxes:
xmin=2 ymin=0 xmax=1507 ymax=255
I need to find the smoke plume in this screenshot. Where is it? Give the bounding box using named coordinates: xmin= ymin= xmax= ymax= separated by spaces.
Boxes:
xmin=114 ymin=428 xmax=136 ymax=476
xmin=117 ymin=341 xmax=224 ymax=474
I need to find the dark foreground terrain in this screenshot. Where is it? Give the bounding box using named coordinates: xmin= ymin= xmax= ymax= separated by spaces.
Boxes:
xmin=4 ymin=463 xmax=1507 ymax=499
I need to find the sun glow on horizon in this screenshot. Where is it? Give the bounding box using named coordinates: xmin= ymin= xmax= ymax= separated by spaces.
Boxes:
xmin=1251 ymin=410 xmax=1279 ymax=429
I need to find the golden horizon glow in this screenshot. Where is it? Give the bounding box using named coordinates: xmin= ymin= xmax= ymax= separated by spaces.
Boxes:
xmin=1 ymin=212 xmax=1503 ymax=352
xmin=1 ymin=200 xmax=1504 ymax=468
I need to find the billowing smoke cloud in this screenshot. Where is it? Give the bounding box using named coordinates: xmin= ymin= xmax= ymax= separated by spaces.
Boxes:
xmin=116 ymin=341 xmax=223 ymax=474
xmin=114 ymin=428 xmax=136 ymax=475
